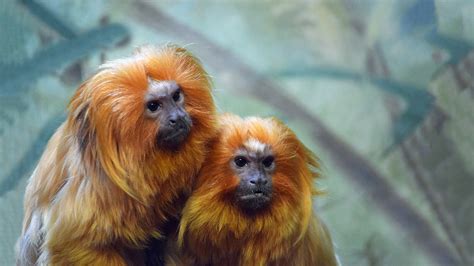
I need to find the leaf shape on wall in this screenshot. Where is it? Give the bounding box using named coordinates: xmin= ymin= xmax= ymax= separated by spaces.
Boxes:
xmin=20 ymin=0 xmax=78 ymax=38
xmin=277 ymin=67 xmax=434 ymax=151
xmin=0 ymin=23 xmax=129 ymax=97
xmin=400 ymin=0 xmax=436 ymax=34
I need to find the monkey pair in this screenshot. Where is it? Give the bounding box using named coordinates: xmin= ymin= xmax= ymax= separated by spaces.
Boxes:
xmin=16 ymin=45 xmax=339 ymax=265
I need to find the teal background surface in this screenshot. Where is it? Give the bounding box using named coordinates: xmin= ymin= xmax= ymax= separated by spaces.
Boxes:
xmin=1 ymin=1 xmax=473 ymax=265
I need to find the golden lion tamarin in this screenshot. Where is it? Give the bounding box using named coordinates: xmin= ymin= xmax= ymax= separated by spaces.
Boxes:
xmin=16 ymin=44 xmax=217 ymax=265
xmin=167 ymin=114 xmax=339 ymax=266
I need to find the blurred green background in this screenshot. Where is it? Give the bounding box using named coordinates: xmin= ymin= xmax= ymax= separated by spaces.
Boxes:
xmin=1 ymin=0 xmax=473 ymax=265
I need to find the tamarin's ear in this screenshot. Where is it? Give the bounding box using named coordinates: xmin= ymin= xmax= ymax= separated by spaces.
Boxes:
xmin=74 ymin=102 xmax=93 ymax=156
xmin=269 ymin=117 xmax=319 ymax=169
xmin=67 ymin=78 xmax=137 ymax=201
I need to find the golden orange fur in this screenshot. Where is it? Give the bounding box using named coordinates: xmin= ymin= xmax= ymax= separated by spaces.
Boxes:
xmin=168 ymin=114 xmax=339 ymax=266
xmin=16 ymin=45 xmax=217 ymax=265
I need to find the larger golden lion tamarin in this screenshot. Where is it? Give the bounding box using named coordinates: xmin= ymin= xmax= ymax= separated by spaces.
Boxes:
xmin=16 ymin=45 xmax=217 ymax=265
xmin=167 ymin=114 xmax=339 ymax=266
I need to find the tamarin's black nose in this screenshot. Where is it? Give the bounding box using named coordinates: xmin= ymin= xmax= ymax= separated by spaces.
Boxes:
xmin=249 ymin=176 xmax=268 ymax=186
xmin=168 ymin=113 xmax=185 ymax=127
xmin=169 ymin=118 xmax=187 ymax=131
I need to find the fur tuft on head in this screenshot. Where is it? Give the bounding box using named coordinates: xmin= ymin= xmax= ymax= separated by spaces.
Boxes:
xmin=67 ymin=44 xmax=216 ymax=202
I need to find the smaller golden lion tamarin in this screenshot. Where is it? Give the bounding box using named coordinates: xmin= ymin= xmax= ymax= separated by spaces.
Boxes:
xmin=167 ymin=114 xmax=339 ymax=266
xmin=16 ymin=44 xmax=217 ymax=265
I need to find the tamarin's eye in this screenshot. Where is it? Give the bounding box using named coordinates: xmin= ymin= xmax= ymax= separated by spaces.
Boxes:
xmin=172 ymin=90 xmax=181 ymax=102
xmin=262 ymin=156 xmax=274 ymax=168
xmin=147 ymin=100 xmax=162 ymax=112
xmin=234 ymin=156 xmax=248 ymax=168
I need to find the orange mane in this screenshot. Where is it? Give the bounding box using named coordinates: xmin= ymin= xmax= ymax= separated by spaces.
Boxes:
xmin=66 ymin=45 xmax=216 ymax=203
xmin=177 ymin=114 xmax=325 ymax=264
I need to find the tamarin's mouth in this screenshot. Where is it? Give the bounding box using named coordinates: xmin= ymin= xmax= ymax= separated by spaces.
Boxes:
xmin=157 ymin=121 xmax=191 ymax=150
xmin=237 ymin=187 xmax=272 ymax=211
xmin=240 ymin=191 xmax=267 ymax=199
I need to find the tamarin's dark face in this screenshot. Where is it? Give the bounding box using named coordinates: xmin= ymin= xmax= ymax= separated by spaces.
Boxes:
xmin=145 ymin=79 xmax=192 ymax=150
xmin=231 ymin=139 xmax=275 ymax=211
